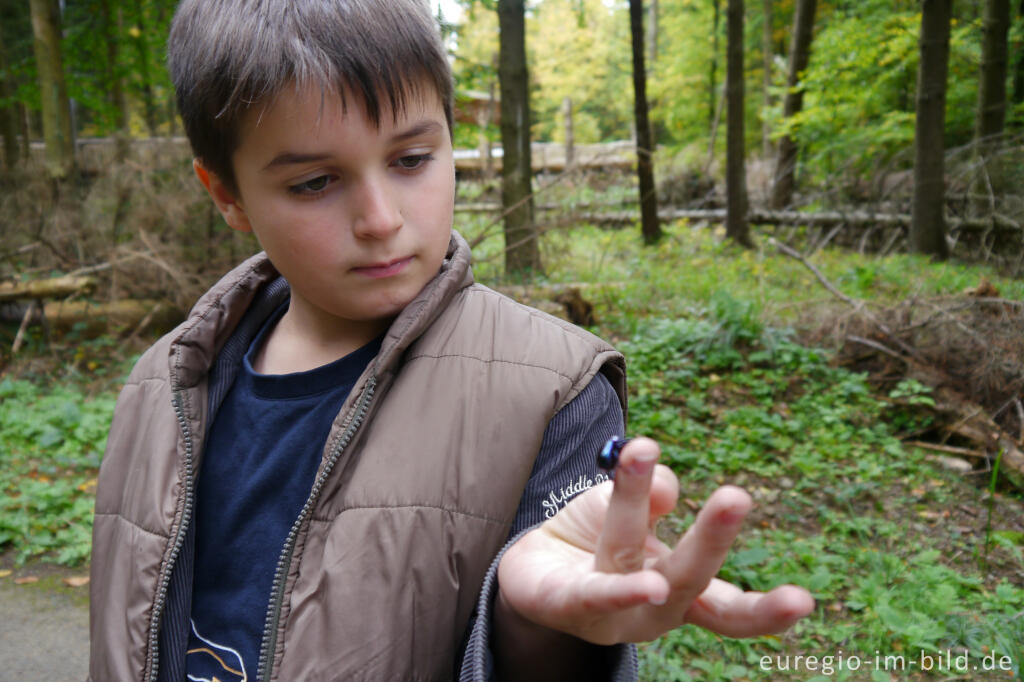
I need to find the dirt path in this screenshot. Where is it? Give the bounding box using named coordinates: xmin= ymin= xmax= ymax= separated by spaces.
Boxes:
xmin=0 ymin=573 xmax=89 ymax=680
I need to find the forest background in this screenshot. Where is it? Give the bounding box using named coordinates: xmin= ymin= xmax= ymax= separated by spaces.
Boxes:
xmin=2 ymin=0 xmax=1024 ymax=679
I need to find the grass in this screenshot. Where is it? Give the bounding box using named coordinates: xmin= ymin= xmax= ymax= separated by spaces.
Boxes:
xmin=2 ymin=209 xmax=1023 ymax=677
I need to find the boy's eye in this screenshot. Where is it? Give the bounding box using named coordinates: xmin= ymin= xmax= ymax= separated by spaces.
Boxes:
xmin=393 ymin=154 xmax=433 ymax=171
xmin=289 ymin=175 xmax=332 ymax=195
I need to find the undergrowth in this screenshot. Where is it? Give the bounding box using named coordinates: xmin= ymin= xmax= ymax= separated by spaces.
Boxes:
xmin=0 ymin=378 xmax=113 ymax=565
xmin=2 ymin=214 xmax=1023 ymax=678
xmin=619 ymin=306 xmax=1023 ymax=680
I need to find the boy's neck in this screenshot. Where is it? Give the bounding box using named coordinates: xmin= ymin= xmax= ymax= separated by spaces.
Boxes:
xmin=252 ymin=303 xmax=389 ymax=375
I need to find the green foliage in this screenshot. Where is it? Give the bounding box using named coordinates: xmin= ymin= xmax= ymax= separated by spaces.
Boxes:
xmin=0 ymin=378 xmax=114 ymax=565
xmin=527 ymin=0 xmax=633 ymax=143
xmin=452 ymin=0 xmax=634 ymax=144
xmin=781 ymin=1 xmax=984 ymax=187
xmin=619 ymin=308 xmax=1023 ymax=678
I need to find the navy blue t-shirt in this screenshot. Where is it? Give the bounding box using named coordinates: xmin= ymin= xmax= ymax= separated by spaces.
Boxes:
xmin=186 ymin=305 xmax=382 ymax=682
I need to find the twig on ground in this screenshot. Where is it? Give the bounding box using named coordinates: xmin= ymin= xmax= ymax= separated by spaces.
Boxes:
xmin=846 ymin=335 xmax=905 ymax=362
xmin=1015 ymin=399 xmax=1024 ymax=444
xmin=905 ymin=440 xmax=989 ymax=459
xmin=12 ymin=302 xmax=38 ymax=354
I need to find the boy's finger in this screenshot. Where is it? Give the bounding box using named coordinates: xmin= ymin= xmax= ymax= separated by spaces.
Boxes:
xmin=595 ymin=437 xmax=660 ymax=574
xmin=684 ymin=580 xmax=816 ymax=637
xmin=655 ymin=485 xmax=752 ymax=598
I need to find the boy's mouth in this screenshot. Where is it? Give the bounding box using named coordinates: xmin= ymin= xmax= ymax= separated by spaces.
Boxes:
xmin=352 ymin=256 xmax=414 ymax=279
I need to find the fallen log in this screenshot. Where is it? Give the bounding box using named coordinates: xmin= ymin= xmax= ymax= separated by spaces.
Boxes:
xmin=2 ymin=299 xmax=183 ymax=339
xmin=931 ymin=386 xmax=1024 ymax=490
xmin=45 ymin=299 xmax=183 ymax=336
xmin=454 ymin=200 xmax=635 ymax=214
xmin=0 ymin=275 xmax=97 ymax=302
xmin=567 ymin=208 xmax=1021 ymax=233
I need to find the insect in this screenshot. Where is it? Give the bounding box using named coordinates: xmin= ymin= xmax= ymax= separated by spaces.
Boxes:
xmin=597 ymin=436 xmax=631 ymax=471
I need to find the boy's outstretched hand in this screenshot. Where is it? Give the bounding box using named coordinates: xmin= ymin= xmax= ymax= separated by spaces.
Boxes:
xmin=494 ymin=437 xmax=814 ymax=673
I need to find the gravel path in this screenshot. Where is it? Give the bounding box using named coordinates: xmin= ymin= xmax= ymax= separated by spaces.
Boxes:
xmin=0 ymin=578 xmax=89 ymax=680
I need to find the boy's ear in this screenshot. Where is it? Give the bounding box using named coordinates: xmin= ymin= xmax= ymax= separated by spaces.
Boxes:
xmin=193 ymin=159 xmax=252 ymax=233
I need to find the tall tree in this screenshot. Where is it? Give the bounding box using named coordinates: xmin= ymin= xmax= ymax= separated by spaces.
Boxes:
xmin=910 ymin=0 xmax=953 ymax=260
xmin=769 ymin=0 xmax=817 ymax=209
xmin=630 ymin=0 xmax=662 ymax=244
xmin=709 ymin=0 xmax=722 ymax=133
xmin=498 ymin=0 xmax=541 ymax=276
xmin=30 ymin=0 xmax=74 ymax=179
xmin=725 ymin=0 xmax=752 ymax=247
xmin=0 ymin=34 xmax=20 ymax=170
xmin=100 ymin=0 xmax=129 ymax=134
xmin=976 ymin=0 xmax=1012 ymax=140
xmin=1014 ymin=0 xmax=1024 ymax=108
xmin=762 ymin=0 xmax=774 ymax=157
xmin=972 ymin=0 xmax=1012 ymax=214
xmin=648 ymin=0 xmax=659 ymax=64
xmin=132 ymin=0 xmax=158 ymax=137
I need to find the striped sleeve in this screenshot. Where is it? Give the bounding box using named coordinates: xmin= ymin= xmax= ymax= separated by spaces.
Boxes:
xmin=458 ymin=372 xmax=638 ymax=681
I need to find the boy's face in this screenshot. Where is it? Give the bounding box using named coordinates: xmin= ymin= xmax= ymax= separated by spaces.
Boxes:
xmin=199 ymin=82 xmax=455 ymax=343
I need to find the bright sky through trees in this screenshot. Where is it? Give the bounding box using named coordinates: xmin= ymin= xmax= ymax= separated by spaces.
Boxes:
xmin=432 ymin=0 xmax=463 ymax=22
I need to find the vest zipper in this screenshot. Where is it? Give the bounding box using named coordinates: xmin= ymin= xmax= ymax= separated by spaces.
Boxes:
xmin=145 ymin=391 xmax=197 ymax=682
xmin=255 ymin=376 xmax=377 ymax=682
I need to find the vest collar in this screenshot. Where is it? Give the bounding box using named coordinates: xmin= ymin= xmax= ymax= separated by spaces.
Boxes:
xmin=169 ymin=230 xmax=473 ymax=390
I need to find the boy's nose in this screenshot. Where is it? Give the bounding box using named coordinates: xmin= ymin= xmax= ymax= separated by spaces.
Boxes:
xmin=351 ymin=176 xmax=403 ymax=240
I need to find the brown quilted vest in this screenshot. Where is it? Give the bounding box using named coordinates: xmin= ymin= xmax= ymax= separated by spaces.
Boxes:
xmin=89 ymin=232 xmax=625 ymax=681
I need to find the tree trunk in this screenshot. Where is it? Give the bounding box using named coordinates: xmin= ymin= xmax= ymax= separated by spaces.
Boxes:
xmin=630 ymin=0 xmax=662 ymax=245
xmin=726 ymin=0 xmax=752 ymax=247
xmin=0 ymin=35 xmax=20 ymax=171
xmin=709 ymin=0 xmax=721 ymax=133
xmin=770 ymin=0 xmax=817 ymax=209
xmin=910 ymin=0 xmax=953 ymax=260
xmin=30 ymin=0 xmax=75 ymax=179
xmin=133 ymin=0 xmax=158 ymax=137
xmin=762 ymin=0 xmax=774 ymax=158
xmin=497 ymin=0 xmax=541 ymax=277
xmin=648 ymin=0 xmax=659 ymax=64
xmin=976 ymin=0 xmax=1012 ymax=140
xmin=477 ymin=78 xmax=496 ymax=180
xmin=562 ymin=97 xmax=574 ymax=167
xmin=100 ymin=0 xmax=130 ymax=158
xmin=971 ymin=0 xmax=1012 ymax=215
xmin=17 ymin=100 xmax=30 ymax=159
xmin=1013 ymin=0 xmax=1024 ymax=107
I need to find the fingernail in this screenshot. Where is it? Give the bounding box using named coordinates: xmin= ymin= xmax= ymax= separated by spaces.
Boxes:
xmin=624 ymin=451 xmax=657 ymax=475
xmin=649 ymin=594 xmax=666 ymax=606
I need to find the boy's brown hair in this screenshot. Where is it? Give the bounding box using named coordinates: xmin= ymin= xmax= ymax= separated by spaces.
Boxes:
xmin=167 ymin=0 xmax=454 ymax=196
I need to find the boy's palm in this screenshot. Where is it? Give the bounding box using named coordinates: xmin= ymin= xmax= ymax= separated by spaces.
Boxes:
xmin=497 ymin=438 xmax=815 ymax=646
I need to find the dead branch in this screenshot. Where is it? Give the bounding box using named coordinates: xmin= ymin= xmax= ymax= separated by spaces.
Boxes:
xmin=11 ymin=302 xmax=39 ymax=354
xmin=773 ymin=239 xmax=857 ymax=306
xmin=773 ymin=239 xmax=923 ymax=362
xmin=846 ymin=335 xmax=905 ymax=362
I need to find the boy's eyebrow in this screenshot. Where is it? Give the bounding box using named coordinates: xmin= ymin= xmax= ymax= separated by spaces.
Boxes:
xmin=263 ymin=120 xmax=445 ymax=171
xmin=390 ymin=120 xmax=444 ymax=142
xmin=264 ymin=152 xmax=332 ymax=170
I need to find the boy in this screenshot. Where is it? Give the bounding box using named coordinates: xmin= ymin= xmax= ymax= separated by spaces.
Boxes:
xmin=89 ymin=0 xmax=813 ymax=679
